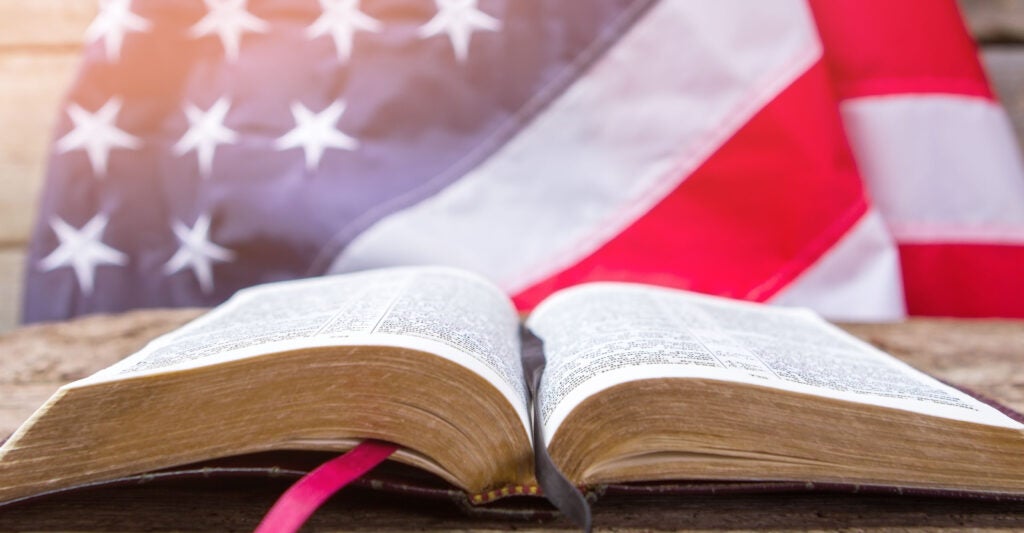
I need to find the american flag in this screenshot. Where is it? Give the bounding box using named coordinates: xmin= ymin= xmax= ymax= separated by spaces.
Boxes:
xmin=23 ymin=0 xmax=1024 ymax=323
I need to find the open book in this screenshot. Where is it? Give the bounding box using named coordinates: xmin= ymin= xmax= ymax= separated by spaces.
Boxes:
xmin=2 ymin=266 xmax=1024 ymax=509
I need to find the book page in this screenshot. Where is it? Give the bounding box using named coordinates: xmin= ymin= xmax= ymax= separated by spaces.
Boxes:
xmin=527 ymin=283 xmax=1023 ymax=445
xmin=76 ymin=266 xmax=530 ymax=433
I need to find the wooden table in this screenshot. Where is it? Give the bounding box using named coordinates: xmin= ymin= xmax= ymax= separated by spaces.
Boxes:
xmin=0 ymin=311 xmax=1023 ymax=531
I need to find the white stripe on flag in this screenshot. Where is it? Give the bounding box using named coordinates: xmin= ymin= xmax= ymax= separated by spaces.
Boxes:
xmin=771 ymin=209 xmax=906 ymax=321
xmin=841 ymin=95 xmax=1024 ymax=245
xmin=327 ymin=0 xmax=822 ymax=291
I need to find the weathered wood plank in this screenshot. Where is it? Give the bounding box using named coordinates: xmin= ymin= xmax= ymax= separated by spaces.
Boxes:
xmin=0 ymin=52 xmax=78 ymax=245
xmin=0 ymin=307 xmax=202 ymax=435
xmin=0 ymin=247 xmax=26 ymax=335
xmin=0 ymin=0 xmax=94 ymax=48
xmin=960 ymin=0 xmax=1024 ymax=43
xmin=984 ymin=46 xmax=1024 ymax=151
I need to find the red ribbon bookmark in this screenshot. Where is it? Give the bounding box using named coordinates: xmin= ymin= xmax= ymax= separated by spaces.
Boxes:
xmin=254 ymin=440 xmax=398 ymax=533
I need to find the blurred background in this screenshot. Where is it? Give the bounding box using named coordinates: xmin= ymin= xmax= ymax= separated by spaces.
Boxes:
xmin=1 ymin=0 xmax=1022 ymax=332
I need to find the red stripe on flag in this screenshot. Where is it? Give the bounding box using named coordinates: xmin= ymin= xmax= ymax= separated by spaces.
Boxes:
xmin=513 ymin=61 xmax=868 ymax=310
xmin=899 ymin=244 xmax=1024 ymax=318
xmin=808 ymin=0 xmax=994 ymax=100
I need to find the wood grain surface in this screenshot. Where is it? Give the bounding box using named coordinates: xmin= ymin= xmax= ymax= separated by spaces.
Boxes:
xmin=0 ymin=311 xmax=1022 ymax=531
xmin=0 ymin=52 xmax=78 ymax=246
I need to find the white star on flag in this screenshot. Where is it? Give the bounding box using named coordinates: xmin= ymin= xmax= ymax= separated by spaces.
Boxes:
xmin=38 ymin=213 xmax=128 ymax=296
xmin=307 ymin=0 xmax=382 ymax=62
xmin=84 ymin=0 xmax=152 ymax=62
xmin=189 ymin=0 xmax=268 ymax=62
xmin=163 ymin=213 xmax=235 ymax=294
xmin=274 ymin=101 xmax=359 ymax=171
xmin=56 ymin=97 xmax=141 ymax=178
xmin=418 ymin=0 xmax=501 ymax=63
xmin=174 ymin=98 xmax=238 ymax=179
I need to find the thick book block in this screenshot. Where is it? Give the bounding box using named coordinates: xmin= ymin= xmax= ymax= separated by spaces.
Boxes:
xmin=2 ymin=266 xmax=1024 ymax=522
